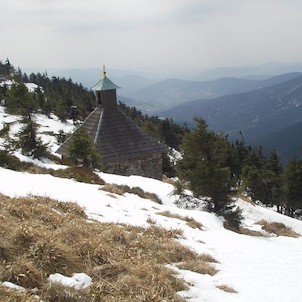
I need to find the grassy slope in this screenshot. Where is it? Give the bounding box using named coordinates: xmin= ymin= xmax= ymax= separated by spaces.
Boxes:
xmin=0 ymin=194 xmax=218 ymax=302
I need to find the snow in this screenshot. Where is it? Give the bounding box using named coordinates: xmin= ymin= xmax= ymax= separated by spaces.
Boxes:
xmin=0 ymin=106 xmax=76 ymax=154
xmin=24 ymin=83 xmax=39 ymax=92
xmin=48 ymin=273 xmax=92 ymax=289
xmin=0 ymin=80 xmax=42 ymax=93
xmin=1 ymin=281 xmax=26 ymax=292
xmin=1 ymin=108 xmax=302 ymax=301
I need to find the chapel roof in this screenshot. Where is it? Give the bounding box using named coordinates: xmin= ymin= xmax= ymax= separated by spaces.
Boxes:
xmin=56 ymin=107 xmax=167 ymax=163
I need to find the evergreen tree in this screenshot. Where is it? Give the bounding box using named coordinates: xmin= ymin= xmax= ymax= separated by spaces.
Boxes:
xmin=16 ymin=115 xmax=48 ymax=159
xmin=68 ymin=128 xmax=102 ymax=169
xmin=242 ymin=149 xmax=283 ymax=207
xmin=5 ymin=80 xmax=36 ymax=115
xmin=176 ymin=118 xmax=235 ymax=214
xmin=285 ymin=159 xmax=302 ymax=216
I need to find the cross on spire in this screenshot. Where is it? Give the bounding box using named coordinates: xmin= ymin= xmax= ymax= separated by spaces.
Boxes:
xmin=102 ymin=64 xmax=106 ymax=80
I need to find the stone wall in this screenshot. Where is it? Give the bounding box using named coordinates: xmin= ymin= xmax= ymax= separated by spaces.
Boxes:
xmin=104 ymin=153 xmax=163 ymax=180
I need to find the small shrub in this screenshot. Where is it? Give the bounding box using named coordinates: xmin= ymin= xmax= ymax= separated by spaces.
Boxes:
xmin=172 ymin=179 xmax=187 ymax=195
xmin=0 ymin=123 xmax=10 ymax=137
xmin=0 ymin=151 xmax=24 ymax=170
xmin=223 ymin=207 xmax=243 ymax=232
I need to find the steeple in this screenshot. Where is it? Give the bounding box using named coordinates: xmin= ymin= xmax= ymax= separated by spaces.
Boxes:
xmin=91 ymin=66 xmax=120 ymax=109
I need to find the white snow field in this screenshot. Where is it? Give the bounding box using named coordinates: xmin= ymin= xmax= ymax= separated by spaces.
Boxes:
xmin=1 ymin=107 xmax=302 ymax=301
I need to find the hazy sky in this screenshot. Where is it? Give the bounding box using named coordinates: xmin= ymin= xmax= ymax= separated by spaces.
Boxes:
xmin=1 ymin=0 xmax=302 ymax=76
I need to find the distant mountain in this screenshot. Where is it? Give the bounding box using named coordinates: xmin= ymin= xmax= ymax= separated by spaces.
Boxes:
xmin=195 ymin=62 xmax=302 ymax=81
xmin=160 ymin=75 xmax=302 ymax=162
xmin=250 ymin=122 xmax=302 ymax=163
xmin=125 ymin=72 xmax=302 ymax=113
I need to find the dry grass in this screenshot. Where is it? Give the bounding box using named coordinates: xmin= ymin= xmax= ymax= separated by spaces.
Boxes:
xmin=50 ymin=166 xmax=105 ymax=185
xmin=157 ymin=210 xmax=186 ymax=220
xmin=0 ymin=194 xmax=213 ymax=301
xmin=101 ymin=184 xmax=162 ymax=204
xmin=0 ymin=152 xmax=105 ymax=185
xmin=0 ymin=287 xmax=38 ymax=302
xmin=186 ymin=217 xmax=203 ymax=230
xmin=256 ymin=220 xmax=300 ymax=238
xmin=176 ymin=253 xmax=219 ymax=276
xmin=157 ymin=210 xmax=203 ymax=230
xmin=238 ymin=227 xmax=265 ymax=237
xmin=216 ymin=284 xmax=238 ymax=293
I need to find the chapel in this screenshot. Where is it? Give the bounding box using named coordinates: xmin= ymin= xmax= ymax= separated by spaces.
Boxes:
xmin=56 ymin=67 xmax=167 ymax=179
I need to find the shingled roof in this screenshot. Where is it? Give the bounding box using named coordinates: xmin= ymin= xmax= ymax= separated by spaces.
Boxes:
xmin=56 ymin=106 xmax=166 ymax=163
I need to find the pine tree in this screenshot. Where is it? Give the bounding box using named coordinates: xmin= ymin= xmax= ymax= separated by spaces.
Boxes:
xmin=242 ymin=149 xmax=283 ymax=207
xmin=176 ymin=118 xmax=235 ymax=214
xmin=17 ymin=115 xmax=48 ymax=159
xmin=285 ymin=159 xmax=302 ymax=216
xmin=68 ymin=128 xmax=102 ymax=169
xmin=5 ymin=80 xmax=36 ymax=115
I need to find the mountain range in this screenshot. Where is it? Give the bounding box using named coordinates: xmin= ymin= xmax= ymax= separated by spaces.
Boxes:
xmin=121 ymin=72 xmax=302 ymax=113
xmin=159 ymin=74 xmax=302 ymax=162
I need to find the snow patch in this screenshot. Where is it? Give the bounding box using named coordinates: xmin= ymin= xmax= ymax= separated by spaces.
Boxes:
xmin=48 ymin=273 xmax=92 ymax=289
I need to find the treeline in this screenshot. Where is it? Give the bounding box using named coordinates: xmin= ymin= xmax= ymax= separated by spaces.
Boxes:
xmin=176 ymin=118 xmax=302 ymax=220
xmin=0 ymin=59 xmax=95 ymax=121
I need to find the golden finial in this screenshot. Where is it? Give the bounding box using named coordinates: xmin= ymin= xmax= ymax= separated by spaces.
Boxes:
xmin=102 ymin=64 xmax=106 ymax=80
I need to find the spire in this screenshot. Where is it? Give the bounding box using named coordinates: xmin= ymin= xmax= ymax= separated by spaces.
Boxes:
xmin=92 ymin=66 xmax=120 ymax=91
xmin=102 ymin=64 xmax=106 ymax=80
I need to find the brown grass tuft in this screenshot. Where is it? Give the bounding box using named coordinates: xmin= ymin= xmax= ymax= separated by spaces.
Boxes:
xmin=256 ymin=220 xmax=300 ymax=238
xmin=238 ymin=227 xmax=266 ymax=237
xmin=0 ymin=286 xmax=37 ymax=302
xmin=185 ymin=217 xmax=203 ymax=230
xmin=41 ymin=282 xmax=91 ymax=302
xmin=176 ymin=253 xmax=219 ymax=276
xmin=101 ymin=184 xmax=162 ymax=204
xmin=157 ymin=210 xmax=203 ymax=230
xmin=177 ymin=260 xmax=218 ymax=276
xmin=216 ymin=284 xmax=238 ymax=293
xmin=50 ymin=166 xmax=105 ymax=185
xmin=2 ymin=257 xmax=44 ymax=289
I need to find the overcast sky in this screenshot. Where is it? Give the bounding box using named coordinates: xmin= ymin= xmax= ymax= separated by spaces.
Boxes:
xmin=1 ymin=0 xmax=302 ymax=77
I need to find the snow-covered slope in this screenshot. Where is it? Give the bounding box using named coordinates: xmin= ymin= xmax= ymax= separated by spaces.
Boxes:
xmin=1 ymin=107 xmax=302 ymax=301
